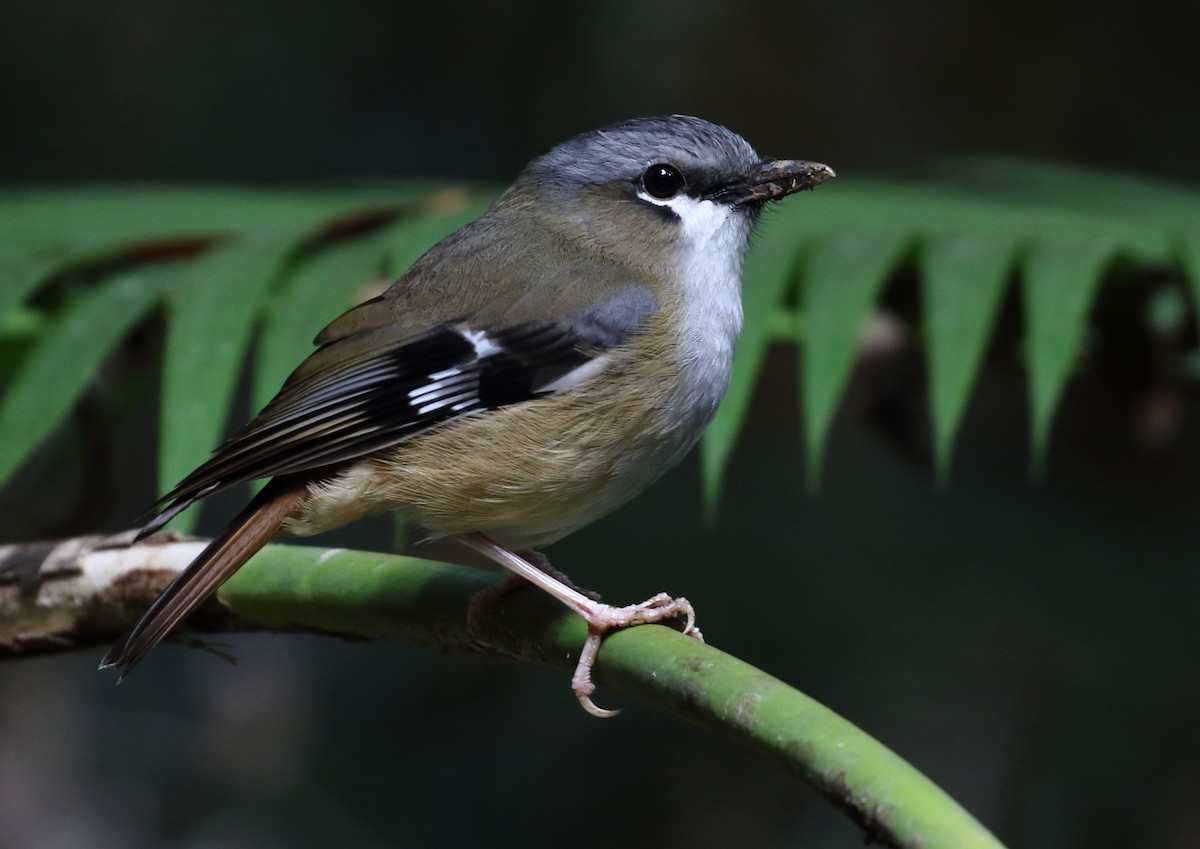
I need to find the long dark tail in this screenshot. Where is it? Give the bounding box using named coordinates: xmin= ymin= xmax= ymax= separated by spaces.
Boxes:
xmin=100 ymin=477 xmax=311 ymax=677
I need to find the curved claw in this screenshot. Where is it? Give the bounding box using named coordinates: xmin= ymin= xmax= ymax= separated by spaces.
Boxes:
xmin=572 ymin=629 xmax=622 ymax=718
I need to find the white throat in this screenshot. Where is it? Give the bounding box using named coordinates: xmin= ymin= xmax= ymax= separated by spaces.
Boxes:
xmin=638 ymin=190 xmax=750 ymax=414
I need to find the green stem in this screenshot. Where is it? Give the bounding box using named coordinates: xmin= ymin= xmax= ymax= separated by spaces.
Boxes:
xmin=219 ymin=543 xmax=1006 ymax=849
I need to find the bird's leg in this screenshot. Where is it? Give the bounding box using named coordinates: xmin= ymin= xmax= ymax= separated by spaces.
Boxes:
xmin=457 ymin=532 xmax=702 ymax=718
xmin=518 ymin=549 xmax=603 ymax=600
xmin=467 ymin=549 xmax=600 ymax=627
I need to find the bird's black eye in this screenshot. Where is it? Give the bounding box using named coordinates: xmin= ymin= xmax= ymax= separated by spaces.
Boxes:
xmin=641 ymin=163 xmax=687 ymax=200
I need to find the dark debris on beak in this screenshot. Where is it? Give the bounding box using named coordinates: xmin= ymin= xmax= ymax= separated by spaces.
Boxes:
xmin=705 ymin=159 xmax=835 ymax=206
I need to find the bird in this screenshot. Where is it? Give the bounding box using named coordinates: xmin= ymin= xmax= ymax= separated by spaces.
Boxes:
xmin=100 ymin=115 xmax=834 ymax=716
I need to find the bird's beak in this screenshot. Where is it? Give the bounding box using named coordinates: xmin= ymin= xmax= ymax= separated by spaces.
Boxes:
xmin=706 ymin=159 xmax=835 ymax=206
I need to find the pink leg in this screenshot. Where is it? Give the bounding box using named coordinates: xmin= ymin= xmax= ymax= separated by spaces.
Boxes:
xmin=457 ymin=532 xmax=702 ymax=717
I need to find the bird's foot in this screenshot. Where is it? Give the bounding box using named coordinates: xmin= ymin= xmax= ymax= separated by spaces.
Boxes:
xmin=571 ymin=593 xmax=703 ymax=718
xmin=456 ymin=533 xmax=702 ymax=718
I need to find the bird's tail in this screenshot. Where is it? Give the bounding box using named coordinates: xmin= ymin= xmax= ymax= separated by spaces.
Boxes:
xmin=100 ymin=477 xmax=311 ymax=677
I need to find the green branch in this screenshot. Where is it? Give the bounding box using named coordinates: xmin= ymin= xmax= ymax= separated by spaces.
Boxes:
xmin=0 ymin=536 xmax=1005 ymax=848
xmin=218 ymin=544 xmax=1007 ymax=849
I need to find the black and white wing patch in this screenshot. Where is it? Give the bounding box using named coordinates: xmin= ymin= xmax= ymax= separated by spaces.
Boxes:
xmin=139 ymin=287 xmax=658 ymax=537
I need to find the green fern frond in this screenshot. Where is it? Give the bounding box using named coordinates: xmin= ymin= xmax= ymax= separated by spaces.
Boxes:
xmin=1 ymin=160 xmax=1197 ymax=513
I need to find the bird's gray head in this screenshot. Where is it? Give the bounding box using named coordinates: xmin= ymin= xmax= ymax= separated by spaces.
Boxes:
xmin=523 ymin=115 xmax=760 ymax=207
xmin=505 ymin=115 xmax=833 ymax=267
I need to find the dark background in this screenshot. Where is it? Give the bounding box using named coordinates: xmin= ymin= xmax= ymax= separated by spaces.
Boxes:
xmin=3 ymin=1 xmax=1198 ymax=185
xmin=2 ymin=2 xmax=1199 ymax=848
